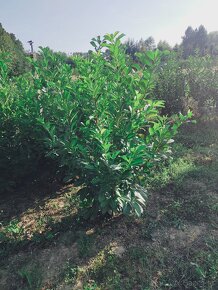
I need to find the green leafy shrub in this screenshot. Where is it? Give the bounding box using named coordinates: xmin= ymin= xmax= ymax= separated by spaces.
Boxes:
xmin=153 ymin=52 xmax=218 ymax=116
xmin=153 ymin=52 xmax=186 ymax=114
xmin=38 ymin=33 xmax=190 ymax=217
xmin=184 ymin=55 xmax=218 ymax=116
xmin=0 ymin=33 xmax=190 ymax=217
xmin=0 ymin=51 xmax=56 ymax=191
xmin=0 ymin=23 xmax=29 ymax=76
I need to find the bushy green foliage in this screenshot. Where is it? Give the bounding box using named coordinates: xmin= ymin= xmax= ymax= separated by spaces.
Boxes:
xmin=153 ymin=52 xmax=218 ymax=116
xmin=153 ymin=52 xmax=186 ymax=114
xmin=0 ymin=51 xmax=52 ymax=190
xmin=184 ymin=55 xmax=218 ymax=115
xmin=0 ymin=23 xmax=28 ymax=75
xmin=0 ymin=32 xmax=190 ymax=217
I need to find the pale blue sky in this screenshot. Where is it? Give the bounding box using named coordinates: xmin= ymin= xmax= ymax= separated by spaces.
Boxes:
xmin=1 ymin=0 xmax=218 ymax=53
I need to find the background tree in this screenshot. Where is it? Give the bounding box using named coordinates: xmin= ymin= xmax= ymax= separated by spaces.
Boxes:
xmin=141 ymin=36 xmax=156 ymax=51
xmin=123 ymin=38 xmax=140 ymax=60
xmin=124 ymin=36 xmax=156 ymax=60
xmin=181 ymin=26 xmax=196 ymax=58
xmin=0 ymin=23 xmax=28 ymax=75
xmin=207 ymin=31 xmax=218 ymax=56
xmin=157 ymin=40 xmax=172 ymax=51
xmin=196 ymin=25 xmax=208 ymax=55
xmin=181 ymin=25 xmax=208 ymax=58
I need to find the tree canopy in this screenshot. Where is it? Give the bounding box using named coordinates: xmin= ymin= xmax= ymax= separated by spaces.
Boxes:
xmin=181 ymin=25 xmax=208 ymax=58
xmin=0 ymin=23 xmax=28 ymax=75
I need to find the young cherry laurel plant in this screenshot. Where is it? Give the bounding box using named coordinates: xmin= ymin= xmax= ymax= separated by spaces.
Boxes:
xmin=38 ymin=32 xmax=191 ymax=218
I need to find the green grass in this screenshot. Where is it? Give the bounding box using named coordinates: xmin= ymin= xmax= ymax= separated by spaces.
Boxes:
xmin=18 ymin=265 xmax=42 ymax=290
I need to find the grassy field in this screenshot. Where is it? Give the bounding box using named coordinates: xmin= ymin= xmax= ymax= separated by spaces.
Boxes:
xmin=0 ymin=119 xmax=218 ymax=290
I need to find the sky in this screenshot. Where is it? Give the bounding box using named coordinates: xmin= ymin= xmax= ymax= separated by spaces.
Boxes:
xmin=1 ymin=0 xmax=218 ymax=53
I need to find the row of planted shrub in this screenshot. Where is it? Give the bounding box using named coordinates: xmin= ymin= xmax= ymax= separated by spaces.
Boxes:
xmin=153 ymin=52 xmax=218 ymax=116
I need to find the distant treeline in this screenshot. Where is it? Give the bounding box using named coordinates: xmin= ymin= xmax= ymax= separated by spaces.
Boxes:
xmin=124 ymin=25 xmax=218 ymax=59
xmin=1 ymin=23 xmax=218 ymax=76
